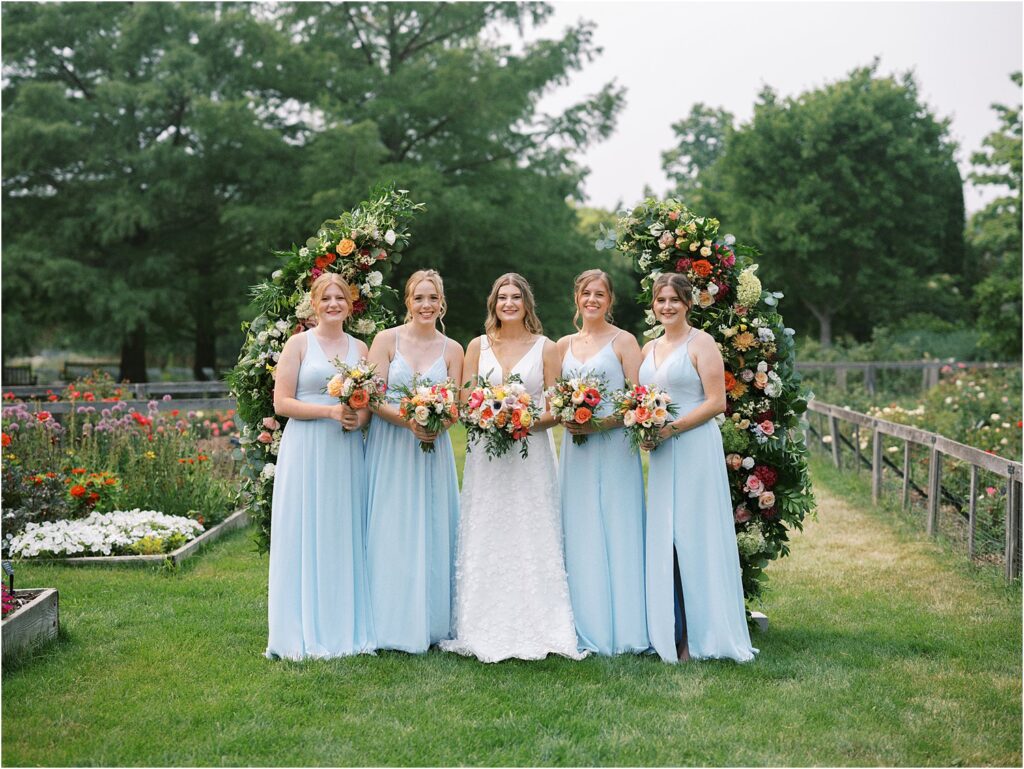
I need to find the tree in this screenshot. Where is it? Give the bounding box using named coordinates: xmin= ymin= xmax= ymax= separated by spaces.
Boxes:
xmin=704 ymin=63 xmax=965 ymax=347
xmin=661 ymin=103 xmax=734 ymax=211
xmin=2 ymin=2 xmax=306 ymax=379
xmin=967 ymin=72 xmax=1022 ymax=359
xmin=280 ymin=2 xmax=625 ymax=341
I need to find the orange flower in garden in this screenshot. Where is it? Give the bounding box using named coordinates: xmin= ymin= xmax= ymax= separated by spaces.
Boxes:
xmin=70 ymin=485 xmax=87 ymax=498
xmin=88 ymin=492 xmax=100 ymax=504
xmin=574 ymin=407 xmax=593 ymax=424
xmin=723 ymin=371 xmax=737 ymax=392
xmin=337 ymin=238 xmax=357 ymax=256
xmin=348 ymin=389 xmax=370 ymax=409
xmin=71 ymin=467 xmax=86 ymax=475
xmin=198 ymin=454 xmax=209 ymax=462
xmin=1 ymin=433 xmax=10 ymax=447
xmin=731 ymin=332 xmax=756 ymax=352
xmin=36 ymin=411 xmax=52 ymax=422
xmin=104 ymin=478 xmax=118 ymax=486
xmin=692 ymin=259 xmax=713 ymax=278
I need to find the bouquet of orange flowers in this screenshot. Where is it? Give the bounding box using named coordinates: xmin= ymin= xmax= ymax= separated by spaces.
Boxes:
xmin=461 ymin=373 xmax=540 ymax=459
xmin=546 ymin=372 xmax=607 ymax=446
xmin=394 ymin=376 xmax=460 ymax=453
xmin=326 ymin=359 xmax=386 ymax=410
xmin=612 ymin=382 xmax=678 ymax=452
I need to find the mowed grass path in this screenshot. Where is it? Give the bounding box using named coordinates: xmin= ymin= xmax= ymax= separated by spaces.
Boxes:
xmin=2 ymin=455 xmax=1020 ymax=766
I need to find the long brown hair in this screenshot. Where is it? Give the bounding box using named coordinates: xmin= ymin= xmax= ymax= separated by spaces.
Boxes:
xmin=484 ymin=273 xmax=543 ymax=340
xmin=651 ymin=272 xmax=694 ymax=315
xmin=403 ymin=269 xmax=447 ymax=334
xmin=572 ymin=269 xmax=615 ymax=331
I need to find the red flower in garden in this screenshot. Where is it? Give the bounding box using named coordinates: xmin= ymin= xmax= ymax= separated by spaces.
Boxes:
xmin=1 ymin=433 xmax=10 ymax=447
xmin=71 ymin=467 xmax=86 ymax=475
xmin=754 ymin=465 xmax=779 ymax=488
xmin=70 ymin=485 xmax=87 ymax=498
xmin=36 ymin=411 xmax=52 ymax=422
xmin=47 ymin=394 xmax=58 ymax=402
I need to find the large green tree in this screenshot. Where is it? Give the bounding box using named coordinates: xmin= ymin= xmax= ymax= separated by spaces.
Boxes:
xmin=698 ymin=63 xmax=965 ymax=347
xmin=661 ymin=103 xmax=734 ymax=212
xmin=279 ymin=2 xmax=624 ymax=341
xmin=2 ymin=2 xmax=307 ymax=379
xmin=967 ymin=72 xmax=1022 ymax=359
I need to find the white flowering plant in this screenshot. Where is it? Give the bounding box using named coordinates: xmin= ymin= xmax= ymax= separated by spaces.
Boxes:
xmin=8 ymin=509 xmax=203 ymax=559
xmin=228 ymin=185 xmax=425 ymax=552
xmin=608 ymin=197 xmax=814 ymax=600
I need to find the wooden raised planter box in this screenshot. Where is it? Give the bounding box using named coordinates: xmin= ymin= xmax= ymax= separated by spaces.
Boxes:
xmin=32 ymin=508 xmax=250 ymax=568
xmin=2 ymin=588 xmax=59 ymax=659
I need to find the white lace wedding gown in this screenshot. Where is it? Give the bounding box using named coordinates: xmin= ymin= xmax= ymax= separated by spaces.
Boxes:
xmin=440 ymin=335 xmax=585 ymax=662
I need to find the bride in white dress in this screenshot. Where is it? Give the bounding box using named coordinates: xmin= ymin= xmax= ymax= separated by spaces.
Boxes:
xmin=441 ymin=273 xmax=585 ymax=662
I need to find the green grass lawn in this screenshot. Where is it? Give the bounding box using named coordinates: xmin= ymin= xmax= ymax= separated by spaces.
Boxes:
xmin=2 ymin=454 xmax=1020 ymax=766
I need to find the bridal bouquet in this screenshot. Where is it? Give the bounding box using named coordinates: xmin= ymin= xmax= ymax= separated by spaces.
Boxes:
xmin=326 ymin=358 xmax=386 ymax=410
xmin=546 ymin=372 xmax=607 ymax=446
xmin=394 ymin=376 xmax=460 ymax=453
xmin=612 ymin=382 xmax=678 ymax=452
xmin=462 ymin=373 xmax=540 ymax=459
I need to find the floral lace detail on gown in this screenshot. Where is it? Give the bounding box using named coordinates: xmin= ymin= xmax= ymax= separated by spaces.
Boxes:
xmin=440 ymin=335 xmax=586 ymax=662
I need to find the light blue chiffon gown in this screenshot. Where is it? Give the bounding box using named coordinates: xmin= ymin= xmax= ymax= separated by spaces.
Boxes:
xmin=559 ymin=334 xmax=650 ymax=655
xmin=364 ymin=335 xmax=460 ymax=652
xmin=266 ymin=331 xmax=374 ymax=659
xmin=638 ymin=330 xmax=757 ymax=663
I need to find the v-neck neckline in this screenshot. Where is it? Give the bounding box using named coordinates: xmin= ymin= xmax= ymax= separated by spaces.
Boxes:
xmin=652 ymin=328 xmax=695 ymax=372
xmin=569 ymin=332 xmax=618 ymax=366
xmin=489 ymin=335 xmax=541 ymax=378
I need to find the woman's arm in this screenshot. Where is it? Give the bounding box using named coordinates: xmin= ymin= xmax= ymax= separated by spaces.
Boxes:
xmin=366 ymin=328 xmax=407 ymax=429
xmin=274 ymin=334 xmax=344 ymax=424
xmin=658 ymin=332 xmax=727 ymax=440
xmin=536 ymin=338 xmax=561 ymax=431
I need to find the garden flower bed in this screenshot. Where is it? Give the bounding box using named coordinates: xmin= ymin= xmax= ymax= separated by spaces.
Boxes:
xmin=1 ymin=373 xmax=240 ymax=561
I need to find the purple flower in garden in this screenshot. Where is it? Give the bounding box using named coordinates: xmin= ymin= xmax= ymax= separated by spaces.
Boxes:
xmin=162 ymin=394 xmax=172 ymax=401
xmin=102 ymin=409 xmax=111 ymax=418
xmin=8 ymin=423 xmax=19 ymax=431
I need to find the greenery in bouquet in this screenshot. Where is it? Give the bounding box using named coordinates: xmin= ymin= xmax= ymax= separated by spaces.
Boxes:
xmin=395 ymin=376 xmax=460 ymax=454
xmin=228 ymin=186 xmax=425 ymax=552
xmin=462 ymin=373 xmax=540 ymax=460
xmin=608 ymin=197 xmax=814 ymax=599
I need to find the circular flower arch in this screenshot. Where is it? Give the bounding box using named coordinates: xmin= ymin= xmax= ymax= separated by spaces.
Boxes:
xmin=604 ymin=198 xmax=815 ymax=600
xmin=228 ymin=187 xmax=425 ymax=552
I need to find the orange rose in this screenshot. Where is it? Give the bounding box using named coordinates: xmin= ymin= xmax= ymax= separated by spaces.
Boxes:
xmin=634 ymin=406 xmax=651 ymax=423
xmin=724 ymin=371 xmax=737 ymax=392
xmin=692 ymin=259 xmax=713 ymax=278
xmin=495 ymin=411 xmax=508 ymax=428
xmin=574 ymin=407 xmax=592 ymax=424
xmin=348 ymin=389 xmax=370 ymax=409
xmin=337 ymin=238 xmax=356 ymax=256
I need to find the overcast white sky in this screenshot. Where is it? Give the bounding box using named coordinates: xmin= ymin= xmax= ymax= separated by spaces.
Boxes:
xmin=521 ymin=1 xmax=1023 ymax=213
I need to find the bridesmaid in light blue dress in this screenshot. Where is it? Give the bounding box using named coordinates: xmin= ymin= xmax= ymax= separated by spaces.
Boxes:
xmin=638 ymin=272 xmax=756 ymax=663
xmin=364 ymin=270 xmax=463 ymax=653
xmin=266 ymin=273 xmax=375 ymax=659
xmin=556 ymin=270 xmax=649 ymax=655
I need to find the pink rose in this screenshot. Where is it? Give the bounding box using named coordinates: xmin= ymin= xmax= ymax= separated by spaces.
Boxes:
xmin=257 ymin=431 xmax=273 ymax=444
xmin=658 ymin=231 xmax=675 ymax=249
xmin=734 ymin=504 xmax=752 ymax=524
xmin=467 ymin=391 xmax=485 ymax=411
xmin=262 ymin=417 xmax=280 ymax=431
xmin=745 ymin=474 xmax=764 ymax=496
xmin=740 ymin=369 xmax=755 ymax=382
xmin=668 ymin=211 xmax=680 ymax=221
xmin=753 ymin=372 xmax=769 ymax=389
xmin=758 ymin=491 xmax=776 ymax=509
xmin=725 ymin=453 xmax=743 ymax=471
xmin=759 ymin=420 xmax=775 ymax=436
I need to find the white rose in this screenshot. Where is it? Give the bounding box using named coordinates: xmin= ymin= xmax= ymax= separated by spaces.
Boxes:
xmin=361 ymin=283 xmax=373 ymax=297
xmin=384 ymin=229 xmax=397 ymax=245
xmin=257 ymin=331 xmax=269 ymax=345
xmin=707 ymin=283 xmax=719 ymax=296
xmin=700 ymin=246 xmax=711 ymax=257
xmin=741 ymin=456 xmax=755 ymax=469
xmin=414 ymin=405 xmax=430 ymax=425
xmin=261 ymin=462 xmax=276 ymax=479
xmin=757 ymin=361 xmax=768 ymax=373
xmin=623 ymin=411 xmax=636 ymax=427
xmin=367 ymin=271 xmax=383 ymax=287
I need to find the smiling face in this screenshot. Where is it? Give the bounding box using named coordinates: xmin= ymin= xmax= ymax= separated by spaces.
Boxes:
xmin=315 ymin=282 xmax=350 ymax=324
xmin=653 ymin=284 xmax=689 ymax=327
xmin=495 ymin=282 xmax=525 ymax=325
xmin=408 ymin=279 xmax=442 ymax=327
xmin=577 ymin=276 xmax=612 ymax=323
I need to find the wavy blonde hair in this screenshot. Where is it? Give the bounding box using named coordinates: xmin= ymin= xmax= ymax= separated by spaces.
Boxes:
xmin=310 ymin=272 xmax=354 ymax=320
xmin=484 ymin=272 xmax=543 ymax=340
xmin=403 ymin=269 xmax=447 ymax=334
xmin=572 ymin=269 xmax=615 ymax=331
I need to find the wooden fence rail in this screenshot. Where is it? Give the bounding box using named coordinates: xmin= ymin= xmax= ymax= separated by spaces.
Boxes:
xmin=805 ymin=399 xmax=1022 ymax=580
